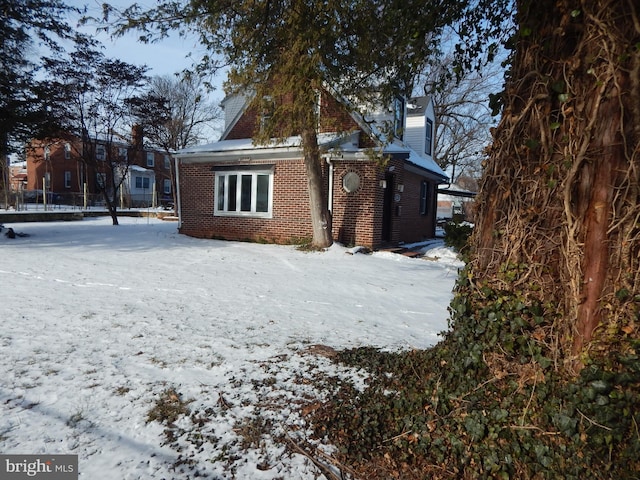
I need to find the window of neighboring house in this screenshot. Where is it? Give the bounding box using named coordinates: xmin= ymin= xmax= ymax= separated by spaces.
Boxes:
xmin=164 ymin=155 xmax=171 ymax=169
xmin=420 ymin=181 xmax=429 ymax=215
xmin=135 ymin=176 xmax=150 ymax=189
xmin=393 ymin=96 xmax=405 ymax=140
xmin=425 ymin=118 xmax=433 ymax=156
xmin=118 ymin=147 xmax=128 ymax=161
xmin=44 ymin=172 xmax=51 ymax=189
xmin=215 ymin=169 xmax=273 ymax=217
xmin=64 ymin=171 xmax=71 ymax=189
xmin=146 ymin=152 xmax=155 ymax=168
xmin=96 ymin=172 xmax=107 ymax=190
xmin=163 ymin=179 xmax=171 ymax=194
xmin=96 ymin=145 xmax=106 ymax=161
xmin=44 ymin=146 xmax=51 ymax=161
xmin=64 ymin=143 xmax=71 ymax=159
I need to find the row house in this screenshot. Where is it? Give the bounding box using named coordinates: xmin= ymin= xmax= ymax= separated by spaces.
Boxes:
xmin=25 ymin=129 xmax=174 ymax=208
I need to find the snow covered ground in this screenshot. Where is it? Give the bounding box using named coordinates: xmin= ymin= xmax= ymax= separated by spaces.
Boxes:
xmin=0 ymin=216 xmax=463 ymax=479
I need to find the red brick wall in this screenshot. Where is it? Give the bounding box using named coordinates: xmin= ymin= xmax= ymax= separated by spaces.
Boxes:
xmin=330 ymin=160 xmax=383 ymax=247
xmin=178 ymin=155 xmax=439 ymax=249
xmin=27 ymin=140 xmax=84 ymax=193
xmin=178 ymin=159 xmax=316 ymax=244
xmin=398 ymin=170 xmax=438 ymax=243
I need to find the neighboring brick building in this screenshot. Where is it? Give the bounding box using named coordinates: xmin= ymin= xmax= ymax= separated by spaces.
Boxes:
xmin=25 ymin=131 xmax=174 ymax=207
xmin=175 ymin=90 xmax=447 ymax=249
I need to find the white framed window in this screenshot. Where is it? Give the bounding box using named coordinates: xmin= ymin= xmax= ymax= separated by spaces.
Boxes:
xmin=64 ymin=143 xmax=71 ymax=159
xmin=44 ymin=172 xmax=51 ymax=189
xmin=96 ymin=145 xmax=106 ymax=161
xmin=135 ymin=176 xmax=150 ymax=189
xmin=420 ymin=181 xmax=429 ymax=215
xmin=146 ymin=152 xmax=155 ymax=167
xmin=393 ymin=96 xmax=405 ymax=140
xmin=44 ymin=146 xmax=51 ymax=161
xmin=96 ymin=172 xmax=107 ymax=189
xmin=164 ymin=155 xmax=171 ymax=169
xmin=425 ymin=118 xmax=433 ymax=156
xmin=118 ymin=147 xmax=128 ymax=161
xmin=64 ymin=171 xmax=72 ymax=189
xmin=163 ymin=179 xmax=171 ymax=194
xmin=215 ymin=169 xmax=273 ymax=218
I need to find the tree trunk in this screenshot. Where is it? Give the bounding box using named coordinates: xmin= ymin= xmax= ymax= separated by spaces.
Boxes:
xmin=301 ymin=127 xmax=332 ymax=248
xmin=472 ymin=0 xmax=639 ymax=373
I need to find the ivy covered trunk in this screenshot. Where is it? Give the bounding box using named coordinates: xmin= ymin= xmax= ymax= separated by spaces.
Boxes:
xmin=472 ymin=0 xmax=639 ymax=372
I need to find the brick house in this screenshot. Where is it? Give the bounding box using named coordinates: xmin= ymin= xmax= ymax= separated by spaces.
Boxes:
xmin=175 ymin=90 xmax=448 ymax=249
xmin=25 ymin=130 xmax=174 ymax=207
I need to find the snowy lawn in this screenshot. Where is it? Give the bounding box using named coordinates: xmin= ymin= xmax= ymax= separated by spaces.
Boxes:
xmin=0 ymin=216 xmax=463 ymax=479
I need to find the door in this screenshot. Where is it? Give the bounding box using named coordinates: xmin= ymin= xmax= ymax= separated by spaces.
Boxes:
xmin=381 ymin=173 xmax=394 ymax=243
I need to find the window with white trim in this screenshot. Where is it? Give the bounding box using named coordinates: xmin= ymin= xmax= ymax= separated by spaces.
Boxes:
xmin=393 ymin=96 xmax=405 ymax=140
xmin=146 ymin=152 xmax=155 ymax=167
xmin=420 ymin=180 xmax=429 ymax=215
xmin=64 ymin=143 xmax=71 ymax=159
xmin=164 ymin=155 xmax=171 ymax=169
xmin=96 ymin=145 xmax=106 ymax=161
xmin=215 ymin=169 xmax=273 ymax=217
xmin=425 ymin=118 xmax=433 ymax=156
xmin=163 ymin=179 xmax=171 ymax=194
xmin=135 ymin=176 xmax=150 ymax=189
xmin=64 ymin=171 xmax=72 ymax=188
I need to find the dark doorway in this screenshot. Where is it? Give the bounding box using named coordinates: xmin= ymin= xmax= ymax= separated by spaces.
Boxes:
xmin=382 ymin=172 xmax=395 ymax=243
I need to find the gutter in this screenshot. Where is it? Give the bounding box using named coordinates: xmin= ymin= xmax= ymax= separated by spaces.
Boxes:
xmin=324 ymin=154 xmax=334 ymax=213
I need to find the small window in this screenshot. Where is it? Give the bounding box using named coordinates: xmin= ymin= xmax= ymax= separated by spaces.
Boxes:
xmin=425 ymin=118 xmax=433 ymax=156
xmin=96 ymin=172 xmax=107 ymax=189
xmin=64 ymin=143 xmax=71 ymax=159
xmin=118 ymin=147 xmax=128 ymax=161
xmin=393 ymin=96 xmax=405 ymax=140
xmin=135 ymin=176 xmax=150 ymax=189
xmin=44 ymin=146 xmax=51 ymax=161
xmin=44 ymin=172 xmax=51 ymax=189
xmin=215 ymin=169 xmax=273 ymax=217
xmin=163 ymin=179 xmax=171 ymax=194
xmin=64 ymin=171 xmax=72 ymax=189
xmin=96 ymin=145 xmax=106 ymax=161
xmin=164 ymin=155 xmax=171 ymax=170
xmin=146 ymin=152 xmax=155 ymax=168
xmin=420 ymin=181 xmax=429 ymax=215
xmin=259 ymin=96 xmax=274 ymax=133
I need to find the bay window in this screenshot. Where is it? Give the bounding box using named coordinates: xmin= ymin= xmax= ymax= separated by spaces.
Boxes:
xmin=215 ymin=168 xmax=273 ymax=217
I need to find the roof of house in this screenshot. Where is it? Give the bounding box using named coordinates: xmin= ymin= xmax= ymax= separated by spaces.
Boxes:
xmin=177 ymin=133 xmax=448 ymax=181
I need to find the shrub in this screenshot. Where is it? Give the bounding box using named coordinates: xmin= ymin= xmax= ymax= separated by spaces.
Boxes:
xmin=443 ymin=221 xmax=473 ymax=257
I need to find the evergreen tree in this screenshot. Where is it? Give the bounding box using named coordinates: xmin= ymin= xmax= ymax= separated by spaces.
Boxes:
xmin=108 ymin=0 xmax=468 ymax=247
xmin=1 ymin=0 xmax=82 ymax=206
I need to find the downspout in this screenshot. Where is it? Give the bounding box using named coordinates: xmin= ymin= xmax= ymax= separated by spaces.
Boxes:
xmin=174 ymin=156 xmax=182 ymax=229
xmin=324 ymin=154 xmax=334 ymax=213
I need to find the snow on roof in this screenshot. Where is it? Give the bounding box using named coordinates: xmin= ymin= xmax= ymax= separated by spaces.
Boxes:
xmin=178 ymin=132 xmax=448 ymax=180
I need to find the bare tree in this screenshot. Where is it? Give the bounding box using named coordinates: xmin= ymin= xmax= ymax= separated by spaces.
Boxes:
xmin=46 ymin=45 xmax=149 ymax=224
xmin=417 ymin=54 xmax=502 ymax=184
xmin=129 ymin=75 xmax=223 ymax=208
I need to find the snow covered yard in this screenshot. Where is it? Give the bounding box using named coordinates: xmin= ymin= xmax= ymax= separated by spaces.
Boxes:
xmin=0 ymin=217 xmax=463 ymax=479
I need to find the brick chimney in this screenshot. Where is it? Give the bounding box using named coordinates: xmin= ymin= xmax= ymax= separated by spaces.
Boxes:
xmin=131 ymin=124 xmax=144 ymax=165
